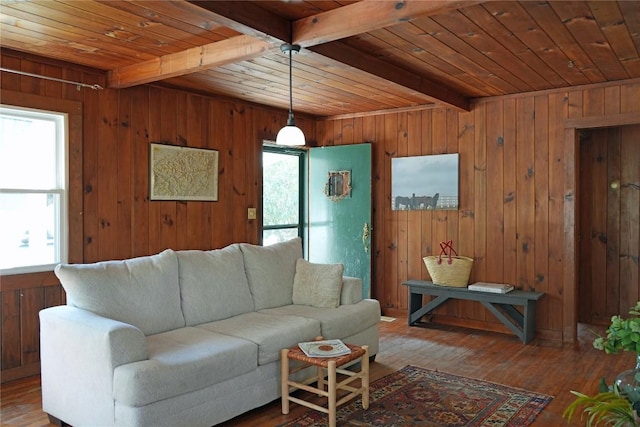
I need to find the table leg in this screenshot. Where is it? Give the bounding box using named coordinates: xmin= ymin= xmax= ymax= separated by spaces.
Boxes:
xmin=317 ymin=365 xmax=325 ymax=396
xmin=280 ymin=349 xmax=289 ymax=415
xmin=362 ymin=346 xmax=369 ymax=409
xmin=328 ymin=360 xmax=337 ymax=427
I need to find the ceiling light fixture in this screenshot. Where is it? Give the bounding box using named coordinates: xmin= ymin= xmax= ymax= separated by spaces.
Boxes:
xmin=276 ymin=43 xmax=305 ymax=146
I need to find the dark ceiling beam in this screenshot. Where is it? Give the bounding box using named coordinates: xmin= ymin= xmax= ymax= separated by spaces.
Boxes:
xmin=107 ymin=1 xmax=288 ymax=88
xmin=158 ymin=1 xmax=474 ymax=111
xmin=107 ymin=35 xmax=272 ymax=89
xmin=187 ymin=1 xmax=290 ymax=44
xmin=293 ymin=0 xmax=486 ymax=47
xmin=310 ymin=42 xmax=470 ymax=112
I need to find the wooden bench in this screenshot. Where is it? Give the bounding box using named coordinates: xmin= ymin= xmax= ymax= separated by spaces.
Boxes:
xmin=402 ymin=280 xmax=544 ymax=344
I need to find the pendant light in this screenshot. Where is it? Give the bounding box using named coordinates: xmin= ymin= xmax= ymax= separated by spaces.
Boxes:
xmin=276 ymin=43 xmax=305 ymax=146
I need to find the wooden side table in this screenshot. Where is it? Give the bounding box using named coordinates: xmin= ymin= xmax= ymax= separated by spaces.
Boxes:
xmin=281 ymin=343 xmax=369 ymax=427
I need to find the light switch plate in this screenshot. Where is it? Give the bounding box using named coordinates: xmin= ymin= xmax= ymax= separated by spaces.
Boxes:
xmin=247 ymin=208 xmax=257 ymax=220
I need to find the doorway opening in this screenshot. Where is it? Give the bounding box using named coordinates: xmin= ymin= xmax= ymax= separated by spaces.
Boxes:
xmin=577 ymin=124 xmax=640 ymax=325
xmin=262 ymin=145 xmax=305 ymax=246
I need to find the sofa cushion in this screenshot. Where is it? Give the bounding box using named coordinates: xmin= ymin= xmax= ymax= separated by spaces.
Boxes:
xmin=292 ymin=259 xmax=344 ymax=308
xmin=239 ymin=238 xmax=302 ymax=310
xmin=55 ymin=249 xmax=184 ymax=336
xmin=259 ymin=299 xmax=381 ymax=341
xmin=197 ymin=312 xmax=321 ymax=365
xmin=177 ymin=245 xmax=254 ymax=325
xmin=113 ymin=327 xmax=257 ymax=407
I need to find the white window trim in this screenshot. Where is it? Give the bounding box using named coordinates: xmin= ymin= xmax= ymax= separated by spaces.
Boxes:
xmin=0 ymin=105 xmax=69 ymax=275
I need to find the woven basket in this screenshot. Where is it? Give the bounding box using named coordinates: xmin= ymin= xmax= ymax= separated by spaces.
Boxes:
xmin=423 ymin=255 xmax=473 ymax=287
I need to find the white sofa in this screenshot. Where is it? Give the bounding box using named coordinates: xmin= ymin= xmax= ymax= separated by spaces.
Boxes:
xmin=39 ymin=237 xmax=380 ymax=427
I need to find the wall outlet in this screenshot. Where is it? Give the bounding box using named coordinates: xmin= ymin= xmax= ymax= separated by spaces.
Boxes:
xmin=247 ymin=208 xmax=257 ymax=220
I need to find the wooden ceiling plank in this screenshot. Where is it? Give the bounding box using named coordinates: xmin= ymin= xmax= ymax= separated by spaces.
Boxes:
xmin=94 ymin=0 xmax=228 ymax=44
xmin=310 ymin=41 xmax=470 ymax=112
xmin=0 ymin=29 xmax=129 ymax=70
xmin=378 ymin=21 xmax=518 ymax=95
xmin=244 ymin=50 xmax=433 ymax=107
xmin=292 ymin=0 xmax=486 ymax=47
xmin=431 ymin=7 xmax=550 ymax=91
xmin=124 ymin=1 xmax=241 ymax=39
xmin=470 ymin=2 xmax=578 ymax=87
xmin=165 ymin=70 xmax=383 ymax=117
xmin=55 ymin=0 xmax=204 ymax=51
xmin=0 ymin=6 xmax=158 ymax=65
xmin=618 ymin=1 xmax=640 ymax=56
xmin=168 ymin=47 xmax=436 ymax=116
xmin=519 ymin=1 xmax=600 ymax=85
xmin=346 ymin=31 xmax=488 ymax=98
xmin=589 ymin=1 xmax=640 ymax=77
xmin=220 ymin=57 xmax=408 ymax=112
xmin=253 ymin=58 xmax=422 ymax=111
xmin=549 ymin=1 xmax=629 ymax=81
xmin=217 ymin=63 xmax=362 ymax=108
xmin=107 ymin=35 xmax=273 ymax=88
xmin=8 ymin=0 xmax=182 ymax=57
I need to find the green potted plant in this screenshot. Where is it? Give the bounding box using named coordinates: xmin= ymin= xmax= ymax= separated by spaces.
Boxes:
xmin=563 ymin=302 xmax=640 ymax=426
xmin=593 ymin=302 xmax=640 ymax=356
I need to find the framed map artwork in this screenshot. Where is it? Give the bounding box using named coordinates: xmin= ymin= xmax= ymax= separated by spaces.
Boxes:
xmin=150 ymin=143 xmax=219 ymax=201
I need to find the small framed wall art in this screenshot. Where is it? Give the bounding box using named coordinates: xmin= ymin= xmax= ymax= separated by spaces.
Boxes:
xmin=149 ymin=143 xmax=219 ymax=201
xmin=391 ymin=153 xmax=459 ymax=211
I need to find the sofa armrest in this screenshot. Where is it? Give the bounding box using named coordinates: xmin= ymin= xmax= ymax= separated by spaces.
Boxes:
xmin=340 ymin=276 xmax=363 ymax=305
xmin=40 ymin=305 xmax=147 ymax=426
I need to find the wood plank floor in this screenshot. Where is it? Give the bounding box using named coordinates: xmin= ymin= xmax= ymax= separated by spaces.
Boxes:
xmin=1 ymin=316 xmax=634 ymax=426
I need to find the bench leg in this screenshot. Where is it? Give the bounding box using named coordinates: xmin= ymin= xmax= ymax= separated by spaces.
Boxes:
xmin=408 ymin=294 xmax=450 ymax=325
xmin=523 ymin=300 xmax=537 ymax=343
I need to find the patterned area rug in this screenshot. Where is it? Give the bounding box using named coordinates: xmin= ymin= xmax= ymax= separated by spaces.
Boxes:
xmin=280 ymin=365 xmax=552 ymax=427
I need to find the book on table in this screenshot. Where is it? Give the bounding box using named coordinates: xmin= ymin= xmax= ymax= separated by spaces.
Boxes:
xmin=467 ymin=282 xmax=515 ymax=294
xmin=298 ymin=339 xmax=351 ymax=357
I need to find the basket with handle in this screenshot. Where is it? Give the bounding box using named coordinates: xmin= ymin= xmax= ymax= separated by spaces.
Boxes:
xmin=423 ymin=240 xmax=473 ymax=287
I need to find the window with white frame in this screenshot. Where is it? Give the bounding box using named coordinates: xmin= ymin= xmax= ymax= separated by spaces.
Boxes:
xmin=0 ymin=105 xmax=68 ymax=274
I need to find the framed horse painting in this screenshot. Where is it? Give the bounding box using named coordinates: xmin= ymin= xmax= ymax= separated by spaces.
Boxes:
xmin=391 ymin=153 xmax=459 ymax=211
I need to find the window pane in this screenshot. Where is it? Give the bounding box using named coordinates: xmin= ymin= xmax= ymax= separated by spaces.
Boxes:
xmin=0 ymin=192 xmax=59 ymax=270
xmin=263 ymin=228 xmax=299 ymax=246
xmin=263 ymin=152 xmax=299 ymax=226
xmin=0 ymin=112 xmax=57 ymax=189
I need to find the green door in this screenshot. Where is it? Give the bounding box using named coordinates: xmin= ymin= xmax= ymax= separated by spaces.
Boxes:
xmin=307 ymin=143 xmax=372 ymax=298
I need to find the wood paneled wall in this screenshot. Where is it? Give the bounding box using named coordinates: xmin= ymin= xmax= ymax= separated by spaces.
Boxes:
xmin=1 ymin=48 xmax=639 ymax=382
xmin=315 ymin=81 xmax=640 ymax=342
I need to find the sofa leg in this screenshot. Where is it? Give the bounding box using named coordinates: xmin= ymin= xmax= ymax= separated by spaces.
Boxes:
xmin=47 ymin=414 xmax=70 ymax=426
xmin=369 ymin=354 xmax=376 ymax=363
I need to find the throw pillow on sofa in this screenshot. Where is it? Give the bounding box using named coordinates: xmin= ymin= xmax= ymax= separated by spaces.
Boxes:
xmin=292 ymin=259 xmax=344 ymax=308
